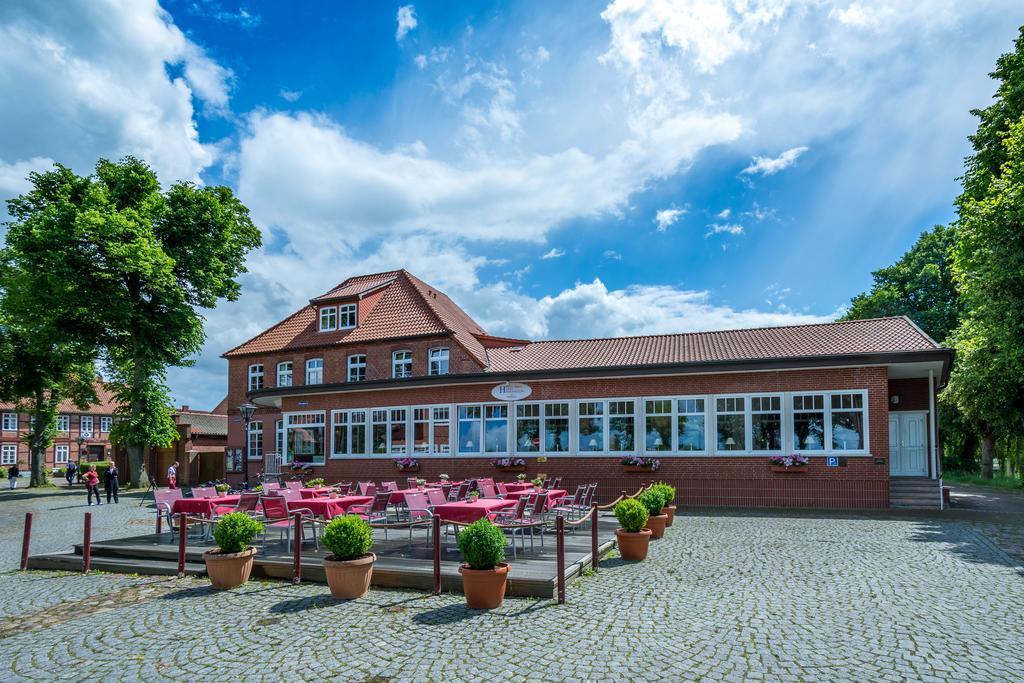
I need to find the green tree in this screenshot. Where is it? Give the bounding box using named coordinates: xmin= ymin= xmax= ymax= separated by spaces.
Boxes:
xmin=841 ymin=224 xmax=959 ymax=344
xmin=3 ymin=158 xmax=261 ymax=487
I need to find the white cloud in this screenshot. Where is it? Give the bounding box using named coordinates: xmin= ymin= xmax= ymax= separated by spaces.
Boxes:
xmin=741 ymin=146 xmax=809 ymax=176
xmin=654 ymin=207 xmax=685 ymax=231
xmin=396 ymin=5 xmax=417 ymax=41
xmin=705 ymin=223 xmax=745 ymax=237
xmin=415 ymin=46 xmax=451 ymax=70
xmin=716 ymin=208 xmax=731 ymax=219
xmin=603 ymin=249 xmax=623 ymax=261
xmin=279 ymin=89 xmax=302 ymax=102
xmin=0 ymin=1 xmax=228 ymax=185
xmin=541 ymin=248 xmax=565 ymax=260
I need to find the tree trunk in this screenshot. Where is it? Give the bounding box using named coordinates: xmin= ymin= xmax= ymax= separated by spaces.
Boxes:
xmin=128 ymin=442 xmax=146 ymax=489
xmin=28 ymin=388 xmax=50 ymax=488
xmin=128 ymin=338 xmax=148 ymax=488
xmin=980 ymin=431 xmax=996 ymax=479
xmin=960 ymin=431 xmax=979 ymax=472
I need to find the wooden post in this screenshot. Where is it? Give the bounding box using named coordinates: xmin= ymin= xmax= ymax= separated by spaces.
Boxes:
xmin=82 ymin=512 xmax=92 ymax=574
xmin=292 ymin=512 xmax=302 ymax=585
xmin=556 ymin=514 xmax=565 ymax=605
xmin=20 ymin=513 xmax=33 ymax=571
xmin=177 ymin=512 xmax=187 ymax=578
xmin=432 ymin=515 xmax=441 ymax=595
xmin=590 ymin=502 xmax=599 ymax=572
xmin=621 ymin=489 xmax=627 ymax=500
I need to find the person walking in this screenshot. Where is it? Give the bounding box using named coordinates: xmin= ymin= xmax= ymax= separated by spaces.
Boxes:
xmin=104 ymin=462 xmax=120 ymax=504
xmin=65 ymin=460 xmax=77 ymax=487
xmin=83 ymin=465 xmax=101 ymax=506
xmin=7 ymin=463 xmax=19 ymax=490
xmin=167 ymin=461 xmax=179 ymax=489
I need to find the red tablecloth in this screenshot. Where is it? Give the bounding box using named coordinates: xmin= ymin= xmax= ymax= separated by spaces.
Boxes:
xmin=299 ymin=487 xmax=335 ymax=499
xmin=504 ymin=483 xmax=535 ymax=493
xmin=292 ymin=496 xmax=372 ymax=519
xmin=504 ymin=489 xmax=568 ymax=511
xmin=171 ymin=495 xmax=240 ymax=517
xmin=434 ymin=498 xmax=516 ymax=523
xmin=389 ymin=487 xmax=441 ymax=505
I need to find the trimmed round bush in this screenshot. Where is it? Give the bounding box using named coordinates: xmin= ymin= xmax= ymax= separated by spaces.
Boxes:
xmin=637 ymin=488 xmax=665 ymax=518
xmin=322 ymin=515 xmax=373 ymax=561
xmin=614 ymin=498 xmax=649 ymax=532
xmin=652 ymin=482 xmax=676 ymax=507
xmin=457 ymin=519 xmax=506 ymax=570
xmin=305 ymin=477 xmax=326 ymax=488
xmin=212 ymin=512 xmax=262 ymax=554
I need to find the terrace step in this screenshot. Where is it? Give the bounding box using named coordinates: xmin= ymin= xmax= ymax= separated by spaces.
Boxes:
xmin=890 ymin=477 xmax=941 ymax=509
xmin=26 ymin=552 xmax=206 ymax=576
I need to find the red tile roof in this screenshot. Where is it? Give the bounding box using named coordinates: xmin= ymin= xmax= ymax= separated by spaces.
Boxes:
xmin=485 ymin=317 xmax=941 ymax=373
xmin=309 ymin=271 xmax=399 ymax=303
xmin=0 ymin=380 xmax=119 ymax=415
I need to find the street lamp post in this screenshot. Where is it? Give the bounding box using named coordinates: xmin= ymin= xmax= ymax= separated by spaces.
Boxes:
xmin=238 ymin=403 xmax=258 ymax=490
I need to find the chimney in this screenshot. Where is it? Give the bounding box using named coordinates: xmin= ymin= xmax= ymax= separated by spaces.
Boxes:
xmin=181 ymin=405 xmax=190 ymax=412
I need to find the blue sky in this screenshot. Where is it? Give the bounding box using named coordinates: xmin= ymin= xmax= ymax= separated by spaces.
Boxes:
xmin=0 ymin=0 xmax=1021 ymax=409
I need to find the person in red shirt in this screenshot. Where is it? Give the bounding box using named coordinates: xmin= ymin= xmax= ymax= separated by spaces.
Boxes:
xmin=83 ymin=465 xmax=101 ymax=506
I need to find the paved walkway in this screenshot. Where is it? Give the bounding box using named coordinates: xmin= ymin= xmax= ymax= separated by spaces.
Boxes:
xmin=1 ymin=489 xmax=1022 ymax=681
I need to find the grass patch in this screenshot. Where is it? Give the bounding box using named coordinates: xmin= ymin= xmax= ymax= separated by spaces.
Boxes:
xmin=944 ymin=471 xmax=1024 ymax=490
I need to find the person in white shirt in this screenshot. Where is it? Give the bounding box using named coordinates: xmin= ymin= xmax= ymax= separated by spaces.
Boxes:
xmin=167 ymin=461 xmax=178 ymax=489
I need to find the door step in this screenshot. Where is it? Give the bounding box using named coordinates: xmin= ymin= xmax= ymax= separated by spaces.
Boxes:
xmin=890 ymin=478 xmax=941 ymax=509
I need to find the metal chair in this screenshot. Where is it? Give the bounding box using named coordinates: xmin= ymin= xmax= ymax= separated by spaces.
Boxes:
xmin=259 ymin=495 xmax=317 ymax=554
xmin=402 ymin=491 xmax=435 ymax=542
xmin=189 ymin=486 xmax=217 ymax=499
xmin=478 ymin=480 xmax=499 ymax=498
xmin=493 ymin=496 xmax=531 ymax=558
xmin=350 ymin=491 xmax=392 ymax=540
xmin=357 ymin=481 xmax=375 ymax=496
xmin=406 ymin=477 xmax=419 ymax=489
xmin=154 ymin=489 xmax=184 ymax=540
xmin=380 ymin=481 xmax=398 ymax=492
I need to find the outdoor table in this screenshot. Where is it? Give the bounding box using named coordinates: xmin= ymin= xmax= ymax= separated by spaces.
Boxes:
xmin=504 ymin=482 xmax=536 ymax=493
xmin=171 ymin=495 xmax=239 ymax=517
xmin=299 ymin=487 xmax=334 ymax=499
xmin=427 ymin=481 xmax=461 ymax=496
xmin=434 ymin=498 xmax=516 ymax=523
xmin=504 ymin=488 xmax=568 ymax=511
xmin=292 ymin=496 xmax=372 ymax=519
xmin=389 ymin=487 xmax=441 ymax=505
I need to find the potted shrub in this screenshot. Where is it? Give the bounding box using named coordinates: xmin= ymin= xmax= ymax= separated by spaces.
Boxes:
xmin=321 ymin=515 xmax=376 ymax=599
xmin=214 ymin=483 xmax=230 ymax=496
xmin=637 ymin=488 xmax=668 ymax=539
xmin=204 ymin=512 xmax=263 ymax=589
xmin=769 ymin=454 xmax=809 ymax=473
xmin=654 ymin=483 xmax=678 ymax=527
xmin=621 ymin=456 xmax=661 ymax=473
xmin=304 ymin=477 xmax=326 ymax=488
xmin=515 ymin=472 xmax=527 ymax=482
xmin=438 ymin=473 xmax=450 ymax=482
xmin=457 ymin=519 xmax=509 ymax=608
xmin=416 ymin=478 xmax=426 ymax=488
xmin=531 ymin=476 xmax=544 ymax=488
xmin=613 ymin=498 xmax=651 ymax=561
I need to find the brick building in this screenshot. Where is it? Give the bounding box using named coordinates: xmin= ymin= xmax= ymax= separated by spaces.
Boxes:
xmin=223 ymin=270 xmax=953 ymax=509
xmin=0 ymin=381 xmax=118 ymax=472
xmin=145 ymin=404 xmax=229 ymax=487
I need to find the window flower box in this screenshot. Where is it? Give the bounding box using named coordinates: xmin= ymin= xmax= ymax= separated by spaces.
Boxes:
xmin=769 ymin=454 xmax=809 ymax=473
xmin=394 ymin=458 xmax=420 ymax=472
xmin=491 ymin=458 xmax=526 ymax=472
xmin=621 ymin=457 xmax=660 ymax=472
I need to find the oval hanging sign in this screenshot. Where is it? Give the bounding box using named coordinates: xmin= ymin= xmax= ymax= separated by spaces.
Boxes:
xmin=491 ymin=381 xmax=532 ymax=401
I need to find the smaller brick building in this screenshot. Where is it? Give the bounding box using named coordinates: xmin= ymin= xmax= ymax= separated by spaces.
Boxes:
xmin=223 ymin=270 xmax=953 ymax=509
xmin=0 ymin=381 xmax=118 ymax=473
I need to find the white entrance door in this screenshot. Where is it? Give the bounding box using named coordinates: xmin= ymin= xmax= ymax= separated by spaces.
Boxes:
xmin=889 ymin=412 xmax=928 ymax=477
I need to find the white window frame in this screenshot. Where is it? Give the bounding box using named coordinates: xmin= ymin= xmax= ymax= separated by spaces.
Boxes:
xmin=338 ymin=303 xmax=357 ymax=329
xmin=514 ymin=401 xmax=572 ymax=455
xmin=247 ymin=421 xmax=263 ymax=460
xmin=275 ymin=419 xmax=284 ymax=456
xmin=55 ymin=444 xmax=69 ymax=464
xmin=575 ymin=398 xmax=637 ymax=455
xmin=1 ymin=413 xmax=17 ymax=431
xmin=411 ymin=405 xmax=452 ymax=454
xmin=305 ymin=358 xmax=323 ymax=385
xmin=791 ymin=392 xmax=828 ymax=454
xmin=331 ymin=409 xmax=368 ymax=458
xmin=79 ymin=415 xmax=94 ymax=438
xmin=319 ymin=306 xmax=338 ymax=332
xmin=248 ymin=364 xmax=264 ymax=392
xmin=1 ymin=444 xmax=15 ymax=465
xmin=283 ymin=411 xmax=326 ymax=466
xmin=829 ymin=391 xmax=868 ymax=452
xmin=369 ymin=407 xmax=410 ymax=455
xmin=56 ymin=415 xmax=70 ymax=432
xmin=277 ymin=362 xmax=293 ymax=387
xmin=392 ymin=350 xmax=412 ymax=379
xmin=347 ymin=354 xmax=366 ymax=383
xmin=99 ymin=416 xmax=112 ymax=433
xmin=455 ymin=402 xmax=510 ymax=455
xmin=749 ymin=394 xmax=784 ymax=453
xmin=428 ymin=347 xmax=450 ymax=376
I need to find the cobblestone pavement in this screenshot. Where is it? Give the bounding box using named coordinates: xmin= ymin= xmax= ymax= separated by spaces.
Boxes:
xmin=1 ymin=490 xmax=1022 ymax=681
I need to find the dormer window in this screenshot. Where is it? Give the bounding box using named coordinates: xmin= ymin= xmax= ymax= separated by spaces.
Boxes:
xmin=392 ymin=350 xmax=412 ymax=378
xmin=339 ymin=303 xmax=357 ymax=328
xmin=319 ymin=306 xmax=337 ymax=331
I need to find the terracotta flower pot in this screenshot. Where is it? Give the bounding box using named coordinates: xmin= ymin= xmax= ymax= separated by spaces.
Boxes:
xmin=323 ymin=553 xmax=376 ymax=599
xmin=644 ymin=514 xmax=668 ymax=539
xmin=203 ymin=547 xmax=255 ymax=589
xmin=663 ymin=505 xmax=677 ymax=527
xmin=615 ymin=528 xmax=652 ymax=561
xmin=459 ymin=563 xmax=510 ymax=609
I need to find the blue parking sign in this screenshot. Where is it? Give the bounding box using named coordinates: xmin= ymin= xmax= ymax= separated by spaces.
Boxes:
xmin=826 ymin=456 xmax=839 ymax=467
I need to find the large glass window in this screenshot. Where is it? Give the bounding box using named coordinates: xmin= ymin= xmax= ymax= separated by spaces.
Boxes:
xmin=332 ymin=410 xmax=367 ymax=456
xmin=578 ymin=402 xmax=604 ymax=452
xmin=677 ymin=398 xmax=706 ymax=451
xmin=372 ymin=410 xmax=389 ymax=454
xmin=644 ymin=400 xmax=672 ymax=451
xmin=276 ymin=420 xmax=284 ymax=455
xmin=429 ymin=347 xmax=449 ymax=375
xmin=286 ymin=412 xmax=325 ymax=465
xmin=751 ymin=395 xmax=782 ymax=451
xmin=545 ymin=403 xmax=570 ymax=452
xmin=484 ymin=405 xmax=508 ymax=453
xmin=347 ymin=355 xmax=366 ymax=382
xmin=390 ymin=408 xmax=408 ymax=453
xmin=248 ymin=421 xmax=263 ymax=459
xmin=277 ymin=362 xmax=292 ymax=387
xmin=305 ymin=358 xmax=323 ymax=385
xmin=716 ymin=397 xmax=745 ymax=451
xmin=55 ymin=444 xmax=69 ymax=464
xmin=248 ymin=364 xmax=263 ymax=391
xmin=458 ymin=406 xmax=481 ymax=454
xmin=392 ymin=350 xmax=412 ymax=378
xmin=515 ymin=404 xmax=540 ymax=453
xmin=413 ymin=408 xmax=430 ymax=453
xmin=432 ymin=407 xmax=450 ymax=453
xmin=831 ymin=393 xmax=865 ymax=450
xmin=517 ymin=402 xmax=570 ymax=453
xmin=792 ymin=394 xmax=826 ymax=451
xmin=319 ymin=306 xmax=337 ymax=331
xmin=339 ymin=303 xmax=357 ymax=328
xmin=57 ymin=415 xmax=70 ymax=432
xmin=609 ymin=400 xmax=635 ymax=452
xmin=1 ymin=444 xmax=15 ymax=465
